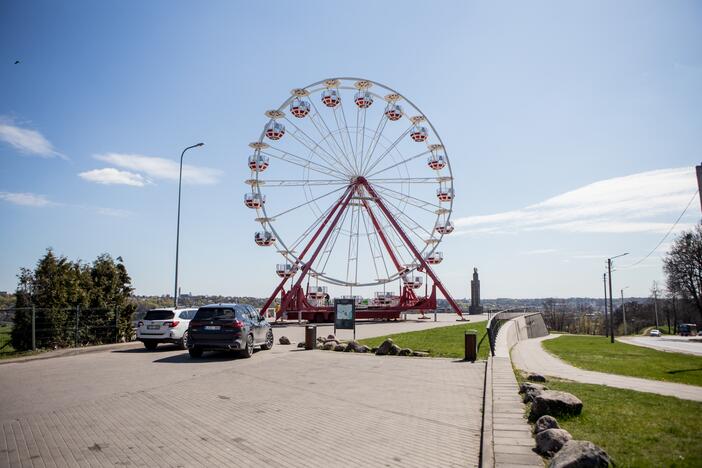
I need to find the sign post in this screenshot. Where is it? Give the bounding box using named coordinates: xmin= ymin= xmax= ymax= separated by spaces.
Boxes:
xmin=334 ymin=298 xmax=356 ymax=340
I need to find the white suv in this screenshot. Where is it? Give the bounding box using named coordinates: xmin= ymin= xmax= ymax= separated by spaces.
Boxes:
xmin=136 ymin=308 xmax=197 ymax=350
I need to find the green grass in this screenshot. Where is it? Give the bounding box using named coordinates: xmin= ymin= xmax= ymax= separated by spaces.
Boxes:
xmin=358 ymin=321 xmax=489 ymax=359
xmin=0 ymin=324 xmax=15 ymax=354
xmin=544 ymin=378 xmax=702 ymax=468
xmin=542 ymin=335 xmax=702 ymax=387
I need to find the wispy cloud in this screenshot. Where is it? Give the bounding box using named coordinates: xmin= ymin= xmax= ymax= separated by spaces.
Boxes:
xmin=79 ymin=168 xmax=149 ymax=187
xmin=454 ymin=167 xmax=697 ymax=235
xmin=94 ymin=207 xmax=132 ymax=217
xmin=0 ymin=191 xmax=54 ymax=207
xmin=0 ymin=117 xmax=64 ymax=158
xmin=94 ymin=153 xmax=221 ymax=185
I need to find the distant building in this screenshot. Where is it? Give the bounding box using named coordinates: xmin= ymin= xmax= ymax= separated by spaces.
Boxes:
xmin=469 ymin=268 xmax=484 ymax=315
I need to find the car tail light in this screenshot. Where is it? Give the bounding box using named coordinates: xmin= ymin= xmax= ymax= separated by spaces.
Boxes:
xmin=164 ymin=321 xmax=180 ymax=328
xmin=223 ymin=320 xmax=244 ymax=329
xmin=137 ymin=321 xmax=144 ymax=327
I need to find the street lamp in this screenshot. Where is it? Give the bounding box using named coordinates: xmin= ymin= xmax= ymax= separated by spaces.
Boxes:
xmin=607 ymin=252 xmax=628 ymax=343
xmin=620 ymin=286 xmax=629 ymax=335
xmin=174 ymin=142 xmax=204 ymax=308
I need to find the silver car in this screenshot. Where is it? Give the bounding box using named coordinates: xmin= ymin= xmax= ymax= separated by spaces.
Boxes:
xmin=187 ymin=303 xmax=273 ymax=358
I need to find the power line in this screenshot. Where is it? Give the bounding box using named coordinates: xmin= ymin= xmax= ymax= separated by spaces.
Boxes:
xmin=620 ymin=189 xmax=699 ymax=269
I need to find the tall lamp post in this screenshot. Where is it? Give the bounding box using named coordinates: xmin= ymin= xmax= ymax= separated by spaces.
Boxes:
xmin=607 ymin=252 xmax=628 ymax=343
xmin=602 ymin=273 xmax=609 ymax=338
xmin=174 ymin=142 xmax=205 ymax=308
xmin=620 ymin=286 xmax=629 ymax=335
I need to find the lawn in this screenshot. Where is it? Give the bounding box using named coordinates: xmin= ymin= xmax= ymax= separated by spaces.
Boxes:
xmin=0 ymin=324 xmax=15 ymax=354
xmin=542 ymin=335 xmax=702 ymax=387
xmin=544 ymin=378 xmax=702 ymax=467
xmin=358 ymin=321 xmax=489 ymax=359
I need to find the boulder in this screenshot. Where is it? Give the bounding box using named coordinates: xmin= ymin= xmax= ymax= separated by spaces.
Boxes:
xmin=370 ymin=347 xmax=378 ymax=353
xmin=279 ymin=336 xmax=291 ymax=345
xmin=322 ymin=342 xmax=336 ymax=351
xmin=355 ymin=345 xmax=370 ymax=353
xmin=326 ymin=334 xmax=336 ymax=341
xmin=375 ymin=338 xmax=394 ymax=356
xmin=549 ymin=440 xmax=611 ymax=468
xmin=315 ymin=343 xmax=324 ymax=350
xmin=412 ymin=351 xmax=429 ymax=357
xmin=316 ymin=337 xmax=325 ymax=344
xmin=344 ymin=341 xmax=363 ymax=352
xmin=533 ymin=415 xmax=560 ymax=434
xmin=530 ymin=391 xmax=583 ymax=420
xmin=519 ymin=382 xmax=547 ymax=403
xmin=333 ymin=344 xmax=345 ymax=352
xmin=535 ymin=428 xmax=572 ymax=457
xmin=398 ymin=348 xmax=413 ymax=356
xmin=297 ymin=342 xmax=306 ymax=348
xmin=527 ymin=373 xmax=547 ymax=383
xmin=388 ymin=344 xmax=401 ymax=356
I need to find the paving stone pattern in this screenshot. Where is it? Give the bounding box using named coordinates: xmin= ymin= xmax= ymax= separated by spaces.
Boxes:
xmin=0 ymin=345 xmax=484 ymax=467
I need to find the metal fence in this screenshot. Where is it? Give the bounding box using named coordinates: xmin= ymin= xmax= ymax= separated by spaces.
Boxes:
xmin=0 ymin=307 xmax=134 ymax=355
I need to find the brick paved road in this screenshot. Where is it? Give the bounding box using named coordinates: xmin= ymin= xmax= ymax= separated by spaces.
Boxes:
xmin=0 ymin=336 xmax=484 ymax=467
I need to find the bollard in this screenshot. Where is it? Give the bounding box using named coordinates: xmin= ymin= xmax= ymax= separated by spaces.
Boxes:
xmin=464 ymin=330 xmax=477 ymax=362
xmin=305 ymin=325 xmax=317 ymax=350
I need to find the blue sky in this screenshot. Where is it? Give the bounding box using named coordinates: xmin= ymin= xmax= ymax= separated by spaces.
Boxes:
xmin=0 ymin=0 xmax=700 ymax=300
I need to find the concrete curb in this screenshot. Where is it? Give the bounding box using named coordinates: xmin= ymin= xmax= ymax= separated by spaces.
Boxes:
xmin=0 ymin=341 xmax=143 ymax=365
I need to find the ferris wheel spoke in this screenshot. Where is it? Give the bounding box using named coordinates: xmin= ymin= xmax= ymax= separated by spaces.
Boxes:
xmin=366 ymin=149 xmax=432 ymax=179
xmin=372 ymin=184 xmax=442 ymax=214
xmin=256 ymin=179 xmax=348 ymax=187
xmin=359 ymin=208 xmax=385 ymax=282
xmin=262 ymin=148 xmax=346 ymax=180
xmin=283 ymin=119 xmax=354 ymax=176
xmin=362 ymin=124 xmax=413 ymax=176
xmin=376 ymin=193 xmax=435 ymax=239
xmin=317 ymin=202 xmax=351 ymax=275
xmin=268 ymin=185 xmax=348 ymax=219
xmin=360 ymin=114 xmax=389 ymax=175
xmin=367 ymin=177 xmax=442 ymax=184
xmin=306 ymin=103 xmax=357 ymax=174
xmin=335 ymin=99 xmax=358 ymax=173
xmin=286 ymin=115 xmax=352 ymax=175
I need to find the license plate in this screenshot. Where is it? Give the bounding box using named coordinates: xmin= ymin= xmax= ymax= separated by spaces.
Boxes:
xmin=147 ymin=324 xmax=160 ymax=330
xmin=204 ymin=325 xmax=220 ymax=331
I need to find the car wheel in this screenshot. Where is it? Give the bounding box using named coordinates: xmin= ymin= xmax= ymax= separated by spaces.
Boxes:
xmin=188 ymin=347 xmax=203 ymax=358
xmin=261 ymin=330 xmax=274 ymax=350
xmin=143 ymin=341 xmax=158 ymax=350
xmin=240 ymin=334 xmax=254 ymax=358
xmin=179 ymin=330 xmax=189 ymax=350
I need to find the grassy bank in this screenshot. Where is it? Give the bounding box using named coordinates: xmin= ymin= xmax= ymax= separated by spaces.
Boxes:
xmin=545 ymin=378 xmax=702 ymax=467
xmin=542 ymin=335 xmax=702 ymax=387
xmin=358 ymin=321 xmax=489 ymax=359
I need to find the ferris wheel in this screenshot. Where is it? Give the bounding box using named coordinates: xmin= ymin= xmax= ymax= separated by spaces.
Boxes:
xmin=244 ymin=77 xmax=461 ymax=317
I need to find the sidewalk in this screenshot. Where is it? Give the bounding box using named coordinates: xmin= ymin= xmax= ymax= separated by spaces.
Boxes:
xmin=511 ymin=335 xmax=702 ymax=402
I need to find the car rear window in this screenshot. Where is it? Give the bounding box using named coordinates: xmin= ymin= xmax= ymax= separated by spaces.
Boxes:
xmin=194 ymin=307 xmax=243 ymax=321
xmin=144 ymin=310 xmax=175 ymax=320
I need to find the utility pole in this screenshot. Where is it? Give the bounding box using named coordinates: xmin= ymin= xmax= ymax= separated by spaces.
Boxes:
xmin=620 ymin=288 xmax=627 ymax=335
xmin=608 ymin=259 xmax=615 ymax=343
xmin=653 ymin=286 xmax=660 ymax=329
xmin=602 ymin=273 xmax=609 ymax=338
xmin=696 ymin=164 xmax=702 ymax=212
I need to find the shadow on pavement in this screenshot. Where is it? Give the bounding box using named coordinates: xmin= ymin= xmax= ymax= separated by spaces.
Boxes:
xmin=152 ymin=350 xmax=262 ymax=364
xmin=112 ymin=344 xmax=184 ymax=354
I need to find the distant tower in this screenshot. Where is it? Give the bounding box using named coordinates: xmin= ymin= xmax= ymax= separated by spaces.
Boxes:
xmin=469 ymin=267 xmax=483 ymax=315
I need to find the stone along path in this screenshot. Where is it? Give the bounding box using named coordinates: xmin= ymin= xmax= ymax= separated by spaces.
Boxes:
xmin=0 ymin=340 xmax=485 ymax=467
xmin=511 ymin=334 xmax=702 ymax=402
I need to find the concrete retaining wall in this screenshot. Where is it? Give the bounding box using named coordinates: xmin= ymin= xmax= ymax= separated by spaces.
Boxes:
xmin=494 ymin=313 xmax=548 ymax=357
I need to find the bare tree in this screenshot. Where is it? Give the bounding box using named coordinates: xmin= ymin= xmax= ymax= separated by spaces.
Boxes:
xmin=663 ymin=223 xmax=702 ymax=322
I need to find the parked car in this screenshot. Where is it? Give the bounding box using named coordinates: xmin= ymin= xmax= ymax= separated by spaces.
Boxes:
xmin=136 ymin=308 xmax=197 ymax=350
xmin=187 ymin=303 xmax=273 ymax=358
xmin=649 ymin=329 xmax=662 ymax=337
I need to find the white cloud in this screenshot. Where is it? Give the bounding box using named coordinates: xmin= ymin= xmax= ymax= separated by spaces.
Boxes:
xmin=79 ymin=168 xmax=148 ymax=187
xmin=94 ymin=153 xmax=221 ymax=185
xmin=0 ymin=191 xmax=53 ymax=207
xmin=454 ymin=167 xmax=698 ymax=235
xmin=95 ymin=207 xmax=132 ymax=217
xmin=0 ymin=117 xmax=63 ymax=158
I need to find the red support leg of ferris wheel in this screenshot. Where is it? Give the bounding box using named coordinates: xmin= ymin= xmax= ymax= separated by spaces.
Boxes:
xmin=360 ymin=178 xmax=463 ymax=318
